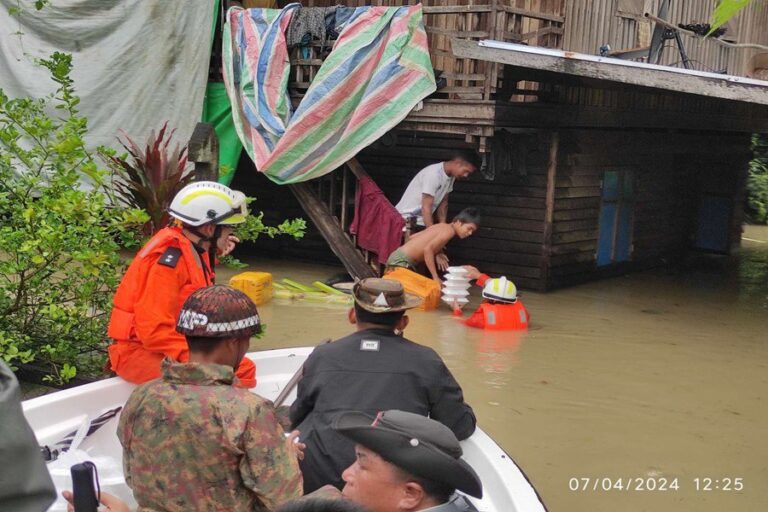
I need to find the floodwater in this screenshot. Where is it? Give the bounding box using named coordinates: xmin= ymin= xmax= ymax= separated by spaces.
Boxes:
xmin=225 ymin=225 xmax=768 ymax=512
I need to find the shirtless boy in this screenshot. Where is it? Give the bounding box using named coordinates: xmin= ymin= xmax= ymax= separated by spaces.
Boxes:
xmin=385 ymin=208 xmax=480 ymax=283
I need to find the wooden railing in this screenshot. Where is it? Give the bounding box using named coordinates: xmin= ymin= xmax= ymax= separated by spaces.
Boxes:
xmin=289 ymin=1 xmax=566 ymax=102
xmin=291 ymin=159 xmax=384 ymax=279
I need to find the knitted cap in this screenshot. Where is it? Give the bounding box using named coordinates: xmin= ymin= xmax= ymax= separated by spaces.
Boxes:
xmin=176 ymin=285 xmax=261 ymax=338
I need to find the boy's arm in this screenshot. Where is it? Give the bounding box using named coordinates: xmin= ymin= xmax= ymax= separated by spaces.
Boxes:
xmin=424 ymin=228 xmax=453 ymax=282
xmin=420 ymin=193 xmax=435 ymax=227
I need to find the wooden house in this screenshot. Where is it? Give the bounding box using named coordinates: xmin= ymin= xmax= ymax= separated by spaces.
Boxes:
xmin=227 ymin=0 xmax=768 ymax=290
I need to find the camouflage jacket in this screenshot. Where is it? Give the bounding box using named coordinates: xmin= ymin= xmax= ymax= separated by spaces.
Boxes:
xmin=118 ymin=359 xmax=303 ymax=512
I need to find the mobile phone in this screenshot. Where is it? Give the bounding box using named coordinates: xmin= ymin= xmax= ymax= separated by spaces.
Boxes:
xmin=70 ymin=461 xmax=100 ymax=512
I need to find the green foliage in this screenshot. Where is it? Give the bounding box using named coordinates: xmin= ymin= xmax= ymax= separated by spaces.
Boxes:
xmin=746 ymin=134 xmax=768 ymax=224
xmin=7 ymin=0 xmax=49 ymax=17
xmin=221 ymin=210 xmax=306 ymax=268
xmin=708 ymin=0 xmax=754 ymax=34
xmin=0 ymin=52 xmax=146 ymax=385
xmin=101 ymin=122 xmax=194 ymax=234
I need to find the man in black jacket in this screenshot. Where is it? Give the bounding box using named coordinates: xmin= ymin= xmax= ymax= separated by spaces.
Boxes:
xmin=290 ymin=278 xmax=476 ymax=493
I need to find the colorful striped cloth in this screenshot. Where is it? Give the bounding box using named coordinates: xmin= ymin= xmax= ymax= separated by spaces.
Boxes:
xmin=223 ymin=4 xmax=436 ymax=184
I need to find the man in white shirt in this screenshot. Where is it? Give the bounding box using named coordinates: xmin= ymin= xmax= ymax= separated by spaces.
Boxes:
xmin=395 ymin=151 xmax=479 ymax=228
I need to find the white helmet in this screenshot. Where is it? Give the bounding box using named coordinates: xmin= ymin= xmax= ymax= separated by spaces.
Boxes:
xmin=168 ymin=181 xmax=248 ymax=227
xmin=482 ymin=277 xmax=518 ymax=303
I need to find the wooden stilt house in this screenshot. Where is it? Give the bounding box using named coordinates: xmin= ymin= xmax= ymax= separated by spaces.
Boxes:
xmin=227 ymin=0 xmax=768 ymax=290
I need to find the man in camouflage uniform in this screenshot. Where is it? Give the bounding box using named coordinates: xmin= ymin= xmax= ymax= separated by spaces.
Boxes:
xmin=118 ymin=285 xmax=303 ymax=512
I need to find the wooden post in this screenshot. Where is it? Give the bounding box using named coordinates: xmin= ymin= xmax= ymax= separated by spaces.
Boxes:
xmin=188 ymin=122 xmax=220 ymax=182
xmin=540 ymin=131 xmax=559 ymax=290
xmin=483 ymin=0 xmax=499 ymax=100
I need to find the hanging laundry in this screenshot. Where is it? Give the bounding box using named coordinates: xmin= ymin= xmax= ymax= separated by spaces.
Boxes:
xmin=349 ymin=175 xmax=405 ymax=263
xmin=285 ymin=6 xmax=338 ymax=49
xmin=222 ymin=3 xmax=436 ymax=184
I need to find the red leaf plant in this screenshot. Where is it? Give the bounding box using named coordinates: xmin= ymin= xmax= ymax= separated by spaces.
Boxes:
xmin=103 ymin=122 xmax=194 ymax=234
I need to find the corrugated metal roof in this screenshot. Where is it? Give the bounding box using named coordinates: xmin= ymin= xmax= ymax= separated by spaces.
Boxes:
xmin=452 ymin=39 xmax=768 ymax=105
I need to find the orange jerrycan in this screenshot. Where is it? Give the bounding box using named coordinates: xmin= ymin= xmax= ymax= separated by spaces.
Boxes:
xmin=383 ymin=268 xmax=440 ymax=311
xmin=229 ymin=272 xmax=273 ymax=306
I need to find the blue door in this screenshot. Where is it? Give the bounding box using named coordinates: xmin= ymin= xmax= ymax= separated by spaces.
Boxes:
xmin=597 ymin=170 xmax=634 ymax=266
xmin=695 ymin=195 xmax=731 ymax=253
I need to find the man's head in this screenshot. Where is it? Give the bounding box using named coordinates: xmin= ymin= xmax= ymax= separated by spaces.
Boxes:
xmin=444 ymin=150 xmax=480 ymax=179
xmin=348 ymin=279 xmax=421 ymax=333
xmin=334 ymin=410 xmax=482 ymax=512
xmin=176 ymin=285 xmax=261 ymax=369
xmin=451 ymin=208 xmax=481 ymax=239
xmin=168 ymin=181 xmax=248 ymax=248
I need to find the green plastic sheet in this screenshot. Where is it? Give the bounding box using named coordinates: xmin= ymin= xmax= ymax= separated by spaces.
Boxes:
xmin=202 ymin=82 xmax=242 ymax=185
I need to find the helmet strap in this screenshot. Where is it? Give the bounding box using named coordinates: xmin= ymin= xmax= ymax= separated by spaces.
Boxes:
xmin=208 ymin=225 xmax=224 ymax=278
xmin=188 ymin=226 xmax=214 ymax=243
xmin=184 ymin=226 xmax=218 ymax=282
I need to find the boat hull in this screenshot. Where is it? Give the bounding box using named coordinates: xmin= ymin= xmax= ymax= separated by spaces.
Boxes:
xmin=23 ymin=347 xmax=545 ymax=512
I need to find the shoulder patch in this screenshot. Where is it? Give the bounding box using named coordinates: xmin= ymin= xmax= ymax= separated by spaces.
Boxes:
xmin=157 ymin=247 xmax=182 ymax=268
xmin=360 ymin=339 xmax=380 ymax=352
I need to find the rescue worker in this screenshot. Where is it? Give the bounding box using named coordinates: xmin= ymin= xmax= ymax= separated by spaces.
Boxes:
xmin=290 ymin=278 xmax=476 ymax=494
xmin=462 ymin=267 xmax=529 ymax=330
xmin=118 ymin=285 xmax=303 ymax=512
xmin=107 ymin=181 xmax=257 ymax=387
xmin=335 ymin=410 xmax=483 ymax=512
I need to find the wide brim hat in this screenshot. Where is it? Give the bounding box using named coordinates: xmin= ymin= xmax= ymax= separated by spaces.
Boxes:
xmin=334 ymin=410 xmax=483 ymax=498
xmin=353 ymin=278 xmax=422 ymax=313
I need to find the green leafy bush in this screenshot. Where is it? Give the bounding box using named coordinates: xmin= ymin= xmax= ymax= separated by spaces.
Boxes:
xmin=0 ymin=52 xmax=146 ymax=385
xmin=747 ymin=134 xmax=768 ymax=224
xmin=221 ymin=209 xmax=307 ymax=269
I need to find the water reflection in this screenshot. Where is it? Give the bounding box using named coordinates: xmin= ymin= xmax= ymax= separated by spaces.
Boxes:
xmin=227 ymin=225 xmax=768 ymax=512
xmin=473 ymin=329 xmax=525 ymax=375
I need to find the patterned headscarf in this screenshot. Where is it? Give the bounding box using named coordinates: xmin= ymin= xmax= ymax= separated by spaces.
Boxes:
xmin=176 ymin=285 xmax=261 ymax=338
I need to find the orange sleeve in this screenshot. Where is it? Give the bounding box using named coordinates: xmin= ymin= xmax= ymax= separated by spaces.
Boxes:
xmin=464 ymin=307 xmax=485 ymax=328
xmin=475 ymin=273 xmax=491 ymax=287
xmin=132 ymin=255 xmax=189 ymax=362
xmin=235 ymin=357 xmax=257 ymax=389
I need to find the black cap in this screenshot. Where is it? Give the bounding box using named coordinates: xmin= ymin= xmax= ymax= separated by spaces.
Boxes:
xmin=333 ymin=410 xmax=483 ymax=498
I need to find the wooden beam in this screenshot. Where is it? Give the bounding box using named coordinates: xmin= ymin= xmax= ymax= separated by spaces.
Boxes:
xmin=423 ymin=5 xmax=493 ymax=14
xmin=494 ymin=102 xmax=768 ymax=133
xmin=426 ymin=27 xmax=490 ymax=38
xmin=540 ymin=131 xmax=559 ymax=290
xmin=289 ymin=182 xmax=376 ymax=280
xmin=345 ymin=158 xmax=370 ymax=180
xmin=520 ymin=26 xmax=564 ymax=42
xmin=452 ymin=39 xmax=768 ymax=107
xmin=404 ymin=100 xmax=496 ymax=122
xmin=500 ymin=5 xmax=565 ymax=23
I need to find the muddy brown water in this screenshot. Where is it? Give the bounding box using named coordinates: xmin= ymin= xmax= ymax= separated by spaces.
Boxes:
xmin=229 ymin=226 xmax=765 ymax=511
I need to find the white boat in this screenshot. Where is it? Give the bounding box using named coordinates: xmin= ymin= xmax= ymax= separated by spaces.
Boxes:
xmin=23 ymin=347 xmax=547 ymax=512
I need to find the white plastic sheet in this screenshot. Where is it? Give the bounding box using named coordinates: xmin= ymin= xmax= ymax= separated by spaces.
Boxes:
xmin=0 ymin=0 xmax=214 ymax=152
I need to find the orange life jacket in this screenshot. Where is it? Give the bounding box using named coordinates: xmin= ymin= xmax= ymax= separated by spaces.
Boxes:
xmin=464 ymin=301 xmax=530 ymax=331
xmin=107 ymin=227 xmax=256 ymax=387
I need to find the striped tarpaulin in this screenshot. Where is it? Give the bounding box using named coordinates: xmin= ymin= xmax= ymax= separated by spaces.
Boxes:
xmin=223 ymin=3 xmax=436 ymax=184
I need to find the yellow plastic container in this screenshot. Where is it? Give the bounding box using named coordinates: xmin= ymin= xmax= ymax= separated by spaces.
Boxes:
xmin=229 ymin=271 xmax=273 ymax=306
xmin=383 ymin=268 xmax=440 ymax=311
